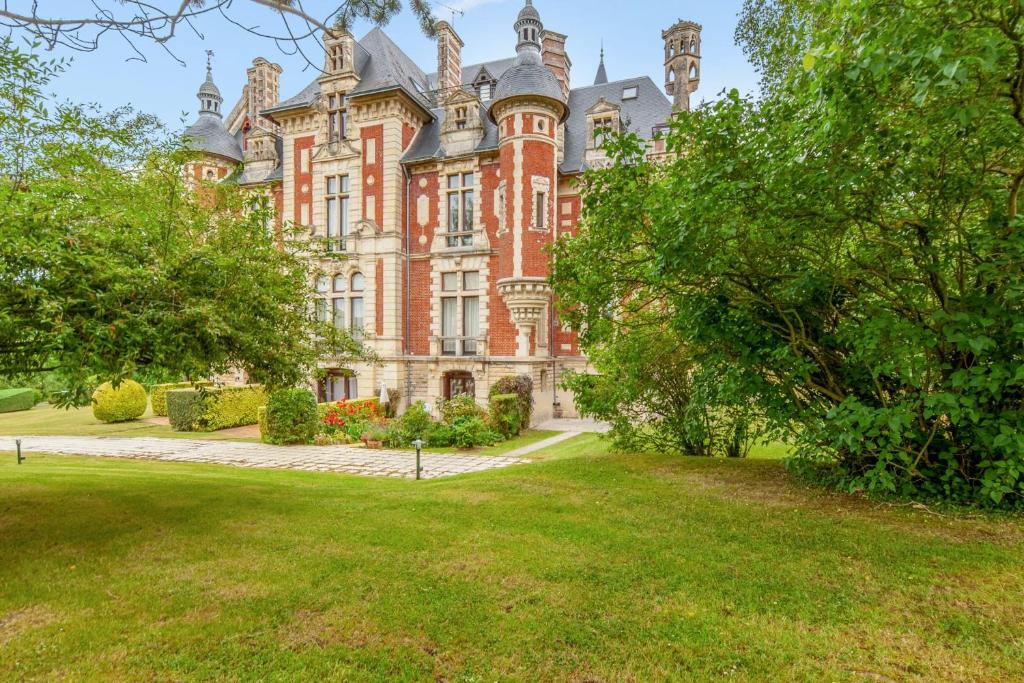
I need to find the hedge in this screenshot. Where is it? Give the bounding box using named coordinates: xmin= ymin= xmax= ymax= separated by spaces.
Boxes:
xmin=0 ymin=388 xmax=36 ymax=414
xmin=489 ymin=375 xmax=534 ymax=430
xmin=92 ymin=380 xmax=148 ymax=423
xmin=264 ymin=388 xmax=318 ymax=445
xmin=151 ymin=381 xmax=212 ymax=417
xmin=166 ymin=385 xmax=268 ymax=432
xmin=489 ymin=393 xmax=522 ymax=439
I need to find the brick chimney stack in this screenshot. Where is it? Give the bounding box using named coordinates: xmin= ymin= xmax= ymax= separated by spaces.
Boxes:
xmin=436 ymin=21 xmax=464 ymax=95
xmin=541 ymin=30 xmax=571 ymax=101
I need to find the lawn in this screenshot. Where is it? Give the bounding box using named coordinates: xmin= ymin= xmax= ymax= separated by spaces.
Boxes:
xmin=1 ymin=437 xmax=1021 ymax=681
xmin=0 ymin=403 xmax=257 ymax=441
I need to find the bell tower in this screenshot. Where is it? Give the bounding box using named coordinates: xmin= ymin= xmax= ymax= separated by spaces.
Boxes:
xmin=663 ymin=20 xmax=701 ymax=111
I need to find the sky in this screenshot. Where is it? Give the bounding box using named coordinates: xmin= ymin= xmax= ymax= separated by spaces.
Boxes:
xmin=9 ymin=0 xmax=761 ymax=132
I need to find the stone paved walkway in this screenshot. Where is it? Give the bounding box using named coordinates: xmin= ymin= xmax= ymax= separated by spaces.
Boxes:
xmin=4 ymin=436 xmax=526 ymax=480
xmin=502 ymin=431 xmax=582 ymax=458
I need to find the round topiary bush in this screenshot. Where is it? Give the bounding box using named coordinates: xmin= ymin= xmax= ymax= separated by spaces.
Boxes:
xmin=264 ymin=387 xmax=318 ymax=445
xmin=92 ymin=380 xmax=148 ymax=423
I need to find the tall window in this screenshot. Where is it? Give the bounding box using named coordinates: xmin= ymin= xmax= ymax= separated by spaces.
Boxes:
xmin=325 ymin=175 xmax=349 ymax=252
xmin=328 ymin=94 xmax=347 ymax=140
xmin=350 ymin=272 xmax=365 ymax=339
xmin=593 ymin=115 xmax=616 ymax=148
xmin=446 ymin=172 xmax=475 ymax=247
xmin=534 ymin=191 xmax=547 ymax=230
xmin=331 ymin=274 xmax=347 ymax=330
xmin=440 ymin=270 xmax=480 ymax=356
xmin=315 ymin=276 xmax=330 ymax=323
xmin=329 ymin=44 xmax=344 ymax=72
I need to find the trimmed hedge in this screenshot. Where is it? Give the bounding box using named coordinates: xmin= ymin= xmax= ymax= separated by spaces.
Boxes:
xmin=489 ymin=375 xmax=534 ymax=430
xmin=151 ymin=381 xmax=212 ymax=417
xmin=264 ymin=388 xmax=318 ymax=445
xmin=166 ymin=385 xmax=268 ymax=432
xmin=489 ymin=393 xmax=522 ymax=439
xmin=92 ymin=380 xmax=147 ymax=423
xmin=0 ymin=388 xmax=36 ymax=414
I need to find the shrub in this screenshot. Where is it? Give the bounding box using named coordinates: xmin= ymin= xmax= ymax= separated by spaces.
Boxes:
xmin=439 ymin=394 xmax=485 ymax=426
xmin=450 ymin=415 xmax=502 ymax=449
xmin=318 ymin=399 xmax=381 ymax=442
xmin=151 ymin=381 xmax=212 ymax=417
xmin=490 ymin=375 xmax=534 ymax=430
xmin=258 ymin=406 xmax=268 ymax=440
xmin=202 ymin=385 xmax=268 ymax=431
xmin=0 ymin=388 xmax=36 ymax=414
xmin=384 ymin=401 xmax=434 ymax=447
xmin=165 ymin=389 xmax=208 ymax=431
xmin=489 ymin=393 xmax=523 ymax=439
xmin=92 ymin=380 xmax=147 ymax=423
xmin=265 ymin=388 xmax=318 ymax=445
xmin=426 ymin=423 xmax=454 ymax=448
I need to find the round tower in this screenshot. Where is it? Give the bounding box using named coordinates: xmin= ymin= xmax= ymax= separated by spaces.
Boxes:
xmin=663 ymin=20 xmax=702 ymax=111
xmin=489 ymin=1 xmax=568 ymax=358
xmin=183 ymin=52 xmax=243 ymax=181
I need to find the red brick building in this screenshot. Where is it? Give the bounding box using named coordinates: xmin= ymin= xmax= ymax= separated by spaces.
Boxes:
xmin=183 ymin=2 xmax=702 ymax=422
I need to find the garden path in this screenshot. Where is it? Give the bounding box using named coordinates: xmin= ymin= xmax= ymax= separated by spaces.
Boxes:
xmin=3 ymin=436 xmax=525 ymax=479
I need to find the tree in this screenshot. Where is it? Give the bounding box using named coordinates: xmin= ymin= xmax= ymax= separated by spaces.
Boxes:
xmin=553 ymin=0 xmax=1024 ymax=507
xmin=0 ymin=1 xmax=434 ymax=67
xmin=0 ymin=39 xmax=369 ymax=406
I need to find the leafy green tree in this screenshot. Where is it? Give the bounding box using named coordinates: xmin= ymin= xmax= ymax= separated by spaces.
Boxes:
xmin=554 ymin=0 xmax=1024 ymax=506
xmin=0 ymin=39 xmax=368 ymax=406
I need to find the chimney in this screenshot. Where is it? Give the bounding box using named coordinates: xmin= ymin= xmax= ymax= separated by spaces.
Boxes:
xmin=542 ymin=30 xmax=571 ymax=100
xmin=436 ymin=21 xmax=464 ymax=95
xmin=246 ymin=57 xmax=282 ymax=131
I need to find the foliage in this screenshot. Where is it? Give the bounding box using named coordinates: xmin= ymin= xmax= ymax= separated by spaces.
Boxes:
xmin=318 ymin=399 xmax=381 ymax=442
xmin=0 ymin=39 xmax=370 ymax=406
xmin=264 ymin=388 xmax=318 ymax=445
xmin=257 ymin=406 xmax=268 ymax=441
xmin=91 ymin=380 xmax=147 ymax=423
xmin=553 ymin=0 xmax=1024 ymax=507
xmin=439 ymin=394 xmax=485 ymax=426
xmin=384 ymin=401 xmax=433 ymax=448
xmin=165 ymin=389 xmax=208 ymax=432
xmin=165 ymin=385 xmax=267 ymax=431
xmin=488 ymin=393 xmax=522 ymax=440
xmin=151 ymin=381 xmax=212 ymax=417
xmin=0 ymin=388 xmax=37 ymax=413
xmin=449 ymin=416 xmax=501 ymax=450
xmin=202 ymin=385 xmax=268 ymax=431
xmin=489 ymin=375 xmax=534 ymax=430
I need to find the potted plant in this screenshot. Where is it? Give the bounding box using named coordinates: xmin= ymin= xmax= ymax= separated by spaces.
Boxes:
xmin=365 ymin=426 xmax=388 ymax=449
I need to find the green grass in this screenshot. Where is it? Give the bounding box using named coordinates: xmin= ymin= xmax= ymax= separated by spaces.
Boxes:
xmin=419 ymin=429 xmax=562 ymax=456
xmin=1 ymin=437 xmax=1021 ymax=681
xmin=0 ymin=403 xmax=257 ymax=441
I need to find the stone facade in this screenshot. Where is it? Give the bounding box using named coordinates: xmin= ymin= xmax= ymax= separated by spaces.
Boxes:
xmin=182 ymin=1 xmax=699 ymax=423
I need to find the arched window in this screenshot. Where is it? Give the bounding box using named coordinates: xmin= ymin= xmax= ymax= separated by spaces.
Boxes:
xmin=689 ymin=63 xmax=698 ymax=79
xmin=668 ymin=69 xmax=676 ymax=82
xmin=333 ymin=274 xmax=346 ymax=292
xmin=349 ymin=272 xmax=365 ymax=339
xmin=350 ymin=272 xmax=365 ymax=292
xmin=690 ymin=38 xmax=696 ymax=54
xmin=668 ymin=44 xmax=675 ymax=58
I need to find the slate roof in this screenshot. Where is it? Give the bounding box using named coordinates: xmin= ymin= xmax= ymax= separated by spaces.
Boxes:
xmin=561 ymin=76 xmax=671 ymax=174
xmin=264 ymin=28 xmax=431 ymax=117
xmin=401 ymin=104 xmax=500 ymax=164
xmin=424 ymin=56 xmax=517 ymax=91
xmin=183 ymin=112 xmax=243 ymax=162
xmin=489 ymin=49 xmax=567 ymax=122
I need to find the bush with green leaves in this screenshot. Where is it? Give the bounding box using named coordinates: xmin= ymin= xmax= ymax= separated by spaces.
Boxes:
xmin=439 ymin=394 xmax=485 ymax=426
xmin=151 ymin=381 xmax=212 ymax=417
xmin=384 ymin=401 xmax=434 ymax=448
xmin=450 ymin=416 xmax=502 ymax=449
xmin=165 ymin=385 xmax=267 ymax=432
xmin=553 ymin=0 xmax=1024 ymax=506
xmin=489 ymin=393 xmax=522 ymax=439
xmin=489 ymin=375 xmax=534 ymax=430
xmin=91 ymin=380 xmax=147 ymax=423
xmin=165 ymin=389 xmax=207 ymax=431
xmin=0 ymin=388 xmax=36 ymax=413
xmin=264 ymin=388 xmax=318 ymax=445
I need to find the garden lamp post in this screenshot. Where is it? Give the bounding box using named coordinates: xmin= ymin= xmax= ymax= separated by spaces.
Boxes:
xmin=412 ymin=438 xmax=423 ymax=480
xmin=16 ymin=439 xmax=24 ymax=464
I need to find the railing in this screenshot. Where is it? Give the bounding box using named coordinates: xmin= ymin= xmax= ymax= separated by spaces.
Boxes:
xmin=437 ymin=336 xmax=485 ymax=357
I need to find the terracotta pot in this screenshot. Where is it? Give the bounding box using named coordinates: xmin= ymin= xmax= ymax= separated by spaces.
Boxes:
xmin=366 ymin=440 xmax=383 ymax=449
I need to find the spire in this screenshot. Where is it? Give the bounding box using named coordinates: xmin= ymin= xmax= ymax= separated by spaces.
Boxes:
xmin=515 ymin=0 xmax=542 ymax=54
xmin=197 ymin=49 xmax=223 ymax=117
xmin=594 ymin=41 xmax=608 ymax=85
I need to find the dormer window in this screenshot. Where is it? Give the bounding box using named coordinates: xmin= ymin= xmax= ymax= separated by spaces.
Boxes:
xmin=594 ymin=115 xmax=616 ymax=147
xmin=454 ymin=107 xmax=468 ymax=130
xmin=328 ymin=93 xmax=347 ymax=140
xmin=622 ymin=86 xmax=639 ymax=100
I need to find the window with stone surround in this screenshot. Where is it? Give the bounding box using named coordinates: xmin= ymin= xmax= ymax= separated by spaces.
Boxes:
xmin=440 ymin=270 xmax=481 ymax=356
xmin=593 ymin=115 xmax=617 ymax=148
xmin=327 ymin=93 xmax=347 ymax=141
xmin=446 ymin=172 xmax=475 ymax=247
xmin=350 ymin=272 xmax=365 ymax=339
xmin=329 ymin=44 xmax=344 ymax=72
xmin=324 ymin=175 xmax=350 ymax=252
xmin=454 ymin=107 xmax=468 ymax=130
xmin=320 ymin=370 xmax=358 ymax=402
